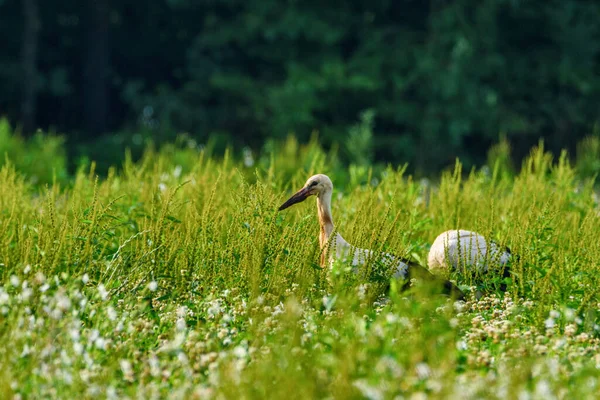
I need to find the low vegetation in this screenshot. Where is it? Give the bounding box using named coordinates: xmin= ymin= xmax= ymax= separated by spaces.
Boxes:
xmin=0 ymin=131 xmax=599 ymax=398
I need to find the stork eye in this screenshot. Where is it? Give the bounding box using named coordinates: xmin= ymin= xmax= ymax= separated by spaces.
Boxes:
xmin=310 ymin=181 xmax=319 ymax=187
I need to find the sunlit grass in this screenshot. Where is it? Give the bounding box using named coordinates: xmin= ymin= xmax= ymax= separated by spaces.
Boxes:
xmin=0 ymin=139 xmax=599 ymax=399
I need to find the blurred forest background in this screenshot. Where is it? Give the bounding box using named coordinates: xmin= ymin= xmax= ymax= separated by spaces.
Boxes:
xmin=0 ymin=0 xmax=599 ymax=177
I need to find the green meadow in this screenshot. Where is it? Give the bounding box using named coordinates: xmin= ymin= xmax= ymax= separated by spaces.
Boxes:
xmin=0 ymin=128 xmax=599 ymax=399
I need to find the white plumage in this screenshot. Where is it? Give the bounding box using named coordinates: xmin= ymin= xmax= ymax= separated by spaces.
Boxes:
xmin=427 ymin=229 xmax=512 ymax=274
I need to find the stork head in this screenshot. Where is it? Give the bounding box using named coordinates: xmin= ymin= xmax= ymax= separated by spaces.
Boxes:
xmin=278 ymin=174 xmax=333 ymax=211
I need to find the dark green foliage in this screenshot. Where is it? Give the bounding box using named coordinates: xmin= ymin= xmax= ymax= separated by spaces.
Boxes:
xmin=0 ymin=0 xmax=599 ymax=174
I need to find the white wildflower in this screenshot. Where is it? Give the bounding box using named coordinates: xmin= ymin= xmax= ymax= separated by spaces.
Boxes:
xmin=353 ymin=379 xmax=383 ymax=400
xmin=73 ymin=342 xmax=84 ymax=355
xmin=207 ymin=301 xmax=221 ymax=317
xmin=70 ymin=326 xmax=80 ymax=341
xmin=177 ymin=306 xmax=187 ymax=318
xmin=98 ymin=284 xmax=108 ymax=300
xmin=107 ymin=306 xmax=117 ymax=321
xmin=0 ymin=290 xmax=10 ymax=305
xmin=35 ymin=272 xmax=46 ymax=284
xmin=56 ymin=293 xmax=72 ymax=312
xmin=10 ymin=275 xmax=20 ymax=287
xmin=272 ymin=302 xmax=284 ymax=316
xmin=535 ymin=379 xmax=553 ymax=399
xmin=564 ymin=308 xmax=575 ymax=321
xmin=178 ymin=352 xmax=189 ymax=364
xmin=173 ymin=165 xmax=182 ymax=178
xmin=89 ymin=329 xmax=99 ymax=342
xmin=119 ymin=359 xmax=133 ymax=380
xmin=416 ymin=363 xmax=431 ymax=379
xmin=233 ymin=345 xmax=247 ymax=359
xmin=176 ymin=318 xmax=187 ymax=332
xmin=95 ymin=336 xmax=107 ymax=350
xmin=149 ymin=354 xmax=161 ymax=377
xmin=20 ymin=345 xmax=31 ymax=358
xmin=148 ymin=281 xmax=158 ymax=291
xmin=357 ymin=284 xmax=367 ymax=300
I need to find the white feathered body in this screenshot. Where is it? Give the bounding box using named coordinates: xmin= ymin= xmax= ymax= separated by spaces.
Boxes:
xmin=427 ymin=230 xmax=511 ymax=273
xmin=326 ymin=233 xmax=409 ymax=279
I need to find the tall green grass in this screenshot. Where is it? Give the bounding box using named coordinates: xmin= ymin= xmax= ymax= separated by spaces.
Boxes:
xmin=0 ymin=137 xmax=598 ymax=398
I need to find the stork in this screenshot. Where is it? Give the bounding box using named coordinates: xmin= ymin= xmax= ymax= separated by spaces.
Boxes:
xmin=278 ymin=174 xmax=464 ymax=300
xmin=427 ymin=229 xmax=513 ymax=285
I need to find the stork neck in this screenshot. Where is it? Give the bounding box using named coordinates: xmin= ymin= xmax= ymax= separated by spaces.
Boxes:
xmin=317 ymin=190 xmax=334 ymax=248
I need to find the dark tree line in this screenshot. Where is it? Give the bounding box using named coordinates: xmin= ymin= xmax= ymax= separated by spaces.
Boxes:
xmin=0 ymin=0 xmax=599 ymax=172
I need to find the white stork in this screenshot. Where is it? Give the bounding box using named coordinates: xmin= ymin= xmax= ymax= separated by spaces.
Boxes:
xmin=278 ymin=174 xmax=464 ymax=299
xmin=427 ymin=229 xmax=513 ymax=283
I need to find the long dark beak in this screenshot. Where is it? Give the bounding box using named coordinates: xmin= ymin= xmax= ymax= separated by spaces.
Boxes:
xmin=278 ymin=187 xmax=311 ymax=211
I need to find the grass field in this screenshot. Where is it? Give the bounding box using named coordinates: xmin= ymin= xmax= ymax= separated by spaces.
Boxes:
xmin=0 ymin=138 xmax=599 ymax=399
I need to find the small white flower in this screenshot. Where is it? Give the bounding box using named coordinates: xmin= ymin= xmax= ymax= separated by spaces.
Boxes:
xmin=545 ymin=318 xmax=555 ymax=329
xmin=173 ymin=165 xmax=182 ymax=178
xmin=20 ymin=345 xmax=31 ymax=358
xmin=23 ymin=265 xmax=31 ymax=274
xmin=176 ymin=318 xmax=187 ymax=331
xmin=148 ymin=281 xmax=158 ymax=292
xmin=178 ymin=352 xmax=188 ymax=364
xmin=89 ymin=329 xmax=100 ymax=342
xmin=535 ymin=379 xmax=552 ymax=398
xmin=322 ymin=295 xmax=337 ymax=312
xmin=56 ymin=293 xmax=72 ymax=311
xmin=70 ymin=327 xmax=80 ymax=341
xmin=272 ymin=303 xmax=284 ymax=316
xmin=98 ymin=284 xmax=108 ymax=301
xmin=207 ymin=301 xmax=221 ymax=317
xmin=177 ymin=306 xmax=187 ymax=318
xmin=95 ymin=337 xmax=107 ymax=350
xmin=353 ymin=379 xmax=383 ymax=400
xmin=119 ymin=359 xmax=133 ymax=376
xmin=34 ymin=272 xmax=45 ymax=284
xmin=10 ymin=275 xmax=20 ymax=287
xmin=106 ymin=386 xmax=118 ymax=400
xmin=356 ymin=284 xmax=367 ymax=300
xmin=416 ymin=363 xmax=431 ymax=379
xmin=107 ymin=306 xmax=117 ymax=321
xmin=149 ymin=354 xmax=160 ymax=377
xmin=158 ymin=183 xmax=167 ymax=192
xmin=233 ymin=346 xmax=247 ymax=359
xmin=217 ymin=328 xmax=228 ymax=339
xmin=82 ymin=274 xmax=89 ymax=284
xmin=73 ymin=342 xmax=84 ymax=355
xmin=0 ymin=291 xmax=10 ymax=306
